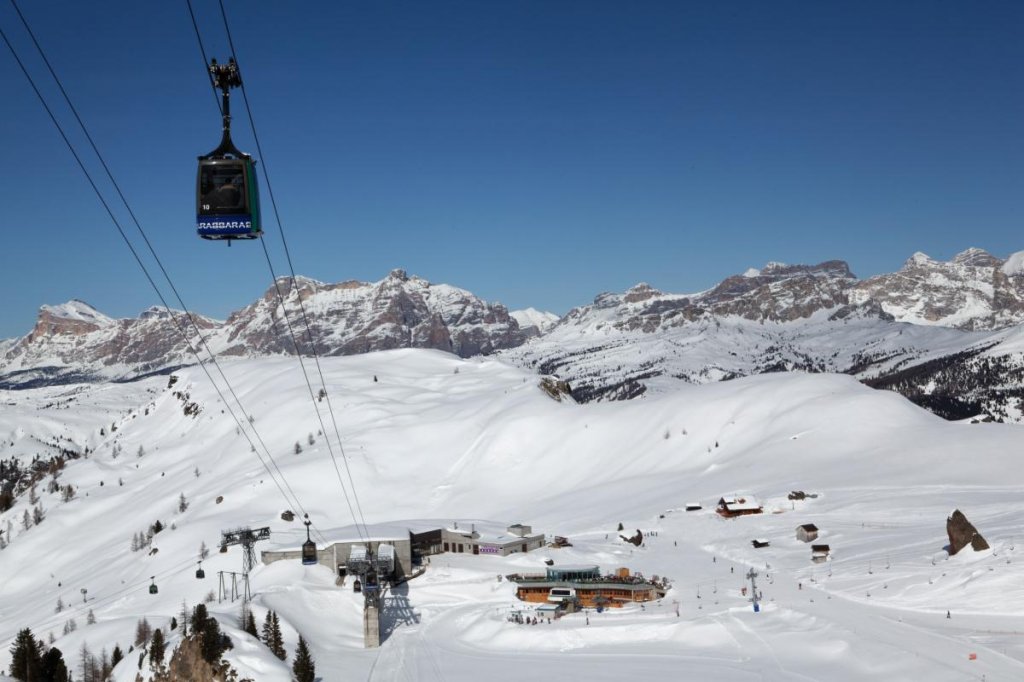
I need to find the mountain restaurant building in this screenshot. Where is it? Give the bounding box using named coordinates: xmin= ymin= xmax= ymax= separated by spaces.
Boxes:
xmin=510 ymin=565 xmax=666 ymax=607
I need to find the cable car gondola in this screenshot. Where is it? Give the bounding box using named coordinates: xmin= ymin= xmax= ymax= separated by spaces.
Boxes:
xmin=353 ymin=578 xmax=362 ymax=593
xmin=301 ymin=514 xmax=318 ymax=566
xmin=149 ymin=576 xmax=158 ymax=595
xmin=196 ymin=561 xmax=206 ymax=579
xmin=196 ymin=58 xmax=261 ymax=242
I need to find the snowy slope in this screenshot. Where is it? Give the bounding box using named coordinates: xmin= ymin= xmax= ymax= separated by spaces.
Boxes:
xmin=1 ymin=351 xmax=1024 ymax=680
xmin=510 ymin=307 xmax=559 ymax=334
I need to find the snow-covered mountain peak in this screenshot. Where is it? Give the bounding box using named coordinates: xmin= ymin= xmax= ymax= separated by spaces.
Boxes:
xmin=952 ymin=247 xmax=1002 ymax=268
xmin=906 ymin=251 xmax=936 ymax=267
xmin=853 ymin=249 xmax=1024 ymax=330
xmin=39 ymin=300 xmax=112 ymax=326
xmin=623 ymin=282 xmax=661 ymax=303
xmin=1002 ymin=251 xmax=1024 ymax=276
xmin=510 ymin=308 xmax=560 ymax=334
xmin=742 ymin=267 xmax=761 ymax=278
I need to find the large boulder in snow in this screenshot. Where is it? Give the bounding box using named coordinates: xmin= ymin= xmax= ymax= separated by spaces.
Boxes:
xmin=946 ymin=509 xmax=990 ymax=555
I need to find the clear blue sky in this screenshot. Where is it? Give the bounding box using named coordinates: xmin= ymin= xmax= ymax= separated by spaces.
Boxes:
xmin=1 ymin=0 xmax=1021 ymax=338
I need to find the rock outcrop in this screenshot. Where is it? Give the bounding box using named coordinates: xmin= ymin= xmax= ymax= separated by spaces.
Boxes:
xmin=946 ymin=509 xmax=990 ymax=555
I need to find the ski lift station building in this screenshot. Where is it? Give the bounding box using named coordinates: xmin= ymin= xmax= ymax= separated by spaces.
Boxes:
xmin=261 ymin=520 xmax=546 ymax=577
xmin=261 ymin=523 xmax=414 ymax=581
xmin=419 ymin=521 xmax=546 ymax=556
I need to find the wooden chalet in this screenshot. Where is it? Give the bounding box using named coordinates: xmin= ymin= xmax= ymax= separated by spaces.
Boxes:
xmin=796 ymin=524 xmax=819 ymax=543
xmin=716 ymin=494 xmax=763 ymax=518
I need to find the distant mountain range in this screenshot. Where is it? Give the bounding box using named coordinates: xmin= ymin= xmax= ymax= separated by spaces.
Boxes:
xmin=3 ymin=249 xmax=1023 ymax=421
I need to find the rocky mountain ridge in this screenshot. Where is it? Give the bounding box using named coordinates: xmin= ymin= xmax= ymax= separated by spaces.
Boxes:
xmin=501 ymin=247 xmax=1024 ymax=420
xmin=0 ymin=269 xmax=528 ymax=388
xmin=3 ymin=250 xmax=1024 ymax=422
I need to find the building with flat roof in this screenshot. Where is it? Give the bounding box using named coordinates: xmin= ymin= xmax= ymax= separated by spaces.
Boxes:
xmin=440 ymin=522 xmax=545 ymax=556
xmin=509 ymin=565 xmax=667 ymax=607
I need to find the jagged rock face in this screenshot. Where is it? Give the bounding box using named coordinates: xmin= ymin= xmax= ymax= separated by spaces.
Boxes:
xmin=224 ymin=270 xmax=525 ymax=358
xmin=0 ymin=270 xmax=527 ymax=387
xmin=700 ymin=260 xmax=855 ymax=322
xmin=504 ymin=253 xmax=1024 ymax=418
xmin=850 ymin=249 xmax=1024 ymax=331
xmin=4 ymin=252 xmax=1024 ymax=423
xmin=8 ymin=301 xmax=215 ymax=376
xmin=946 ymin=509 xmax=990 ymax=555
xmin=557 ymin=260 xmax=857 ymax=336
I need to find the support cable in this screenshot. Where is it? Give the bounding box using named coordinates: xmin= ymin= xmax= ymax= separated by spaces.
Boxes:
xmin=216 ymin=0 xmax=371 ymax=536
xmin=185 ymin=0 xmax=365 ymax=542
xmin=0 ymin=9 xmax=326 ymax=545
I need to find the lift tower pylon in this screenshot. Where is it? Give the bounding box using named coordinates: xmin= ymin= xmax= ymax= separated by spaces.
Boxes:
xmin=220 ymin=526 xmax=270 ymax=601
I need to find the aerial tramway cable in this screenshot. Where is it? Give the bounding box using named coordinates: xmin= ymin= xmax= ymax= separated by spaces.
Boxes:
xmin=187 ymin=0 xmax=373 ymax=539
xmin=2 ymin=1 xmax=327 ymax=545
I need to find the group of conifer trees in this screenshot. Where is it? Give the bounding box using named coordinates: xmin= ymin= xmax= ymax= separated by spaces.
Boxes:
xmin=9 ymin=602 xmax=316 ymax=681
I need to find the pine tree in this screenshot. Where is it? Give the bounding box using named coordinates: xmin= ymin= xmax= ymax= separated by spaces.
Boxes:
xmin=40 ymin=645 xmax=69 ymax=682
xmin=194 ymin=604 xmax=226 ymax=664
xmin=178 ymin=493 xmax=188 ymax=513
xmin=100 ymin=647 xmax=111 ymax=681
xmin=199 ymin=540 xmax=209 ymax=560
xmin=170 ymin=616 xmax=178 ymax=631
xmin=86 ymin=609 xmax=96 ymax=625
xmin=32 ymin=504 xmax=45 ymax=525
xmin=261 ymin=611 xmax=274 ymax=649
xmin=9 ymin=627 xmax=41 ymax=681
xmin=179 ymin=600 xmax=190 ymax=637
xmin=244 ymin=609 xmax=258 ymax=638
xmin=111 ymin=644 xmax=123 ymax=669
xmin=22 ymin=509 xmax=31 ymax=531
xmin=191 ymin=603 xmax=209 ymax=634
xmin=134 ymin=617 xmax=152 ymax=646
xmin=150 ymin=628 xmax=165 ymax=668
xmin=55 ymin=597 xmax=64 ymax=614
xmin=294 ymin=441 xmax=302 ymax=455
xmin=78 ymin=641 xmax=93 ymax=682
xmin=291 ymin=635 xmax=315 ymax=682
xmin=271 ymin=612 xmax=286 ymax=660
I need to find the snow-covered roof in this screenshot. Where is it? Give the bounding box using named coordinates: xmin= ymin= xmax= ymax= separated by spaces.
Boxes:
xmin=719 ymin=494 xmax=762 ymax=511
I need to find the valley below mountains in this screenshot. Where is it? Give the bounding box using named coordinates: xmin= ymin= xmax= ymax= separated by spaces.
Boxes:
xmin=3 ymin=248 xmax=1024 ymax=422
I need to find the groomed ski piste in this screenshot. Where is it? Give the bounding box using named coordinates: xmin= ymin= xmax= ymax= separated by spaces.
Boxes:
xmin=1 ymin=348 xmax=1022 ymax=680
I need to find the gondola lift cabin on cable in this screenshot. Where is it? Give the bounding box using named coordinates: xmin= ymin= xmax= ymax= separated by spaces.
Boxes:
xmin=196 ymin=57 xmax=262 ymax=242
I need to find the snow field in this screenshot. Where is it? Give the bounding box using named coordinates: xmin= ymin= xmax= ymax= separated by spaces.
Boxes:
xmin=0 ymin=349 xmax=1022 ymax=679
